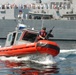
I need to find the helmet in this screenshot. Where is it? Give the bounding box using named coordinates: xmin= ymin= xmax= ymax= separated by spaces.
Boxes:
xmin=42 ymin=27 xmax=46 ymax=30
xmin=19 ymin=10 xmax=22 ymax=12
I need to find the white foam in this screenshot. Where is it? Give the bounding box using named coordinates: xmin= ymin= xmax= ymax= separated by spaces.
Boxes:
xmin=31 ymin=56 xmax=56 ymax=65
xmin=0 ymin=56 xmax=30 ymax=62
xmin=56 ymin=49 xmax=76 ymax=62
xmin=0 ymin=49 xmax=75 ymax=65
xmin=60 ymin=49 xmax=76 ymax=53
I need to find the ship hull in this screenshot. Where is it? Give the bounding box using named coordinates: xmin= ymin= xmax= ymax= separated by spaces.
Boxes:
xmin=0 ymin=19 xmax=76 ymax=40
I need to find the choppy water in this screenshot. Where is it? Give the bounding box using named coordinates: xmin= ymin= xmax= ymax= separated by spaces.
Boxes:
xmin=0 ymin=39 xmax=76 ymax=75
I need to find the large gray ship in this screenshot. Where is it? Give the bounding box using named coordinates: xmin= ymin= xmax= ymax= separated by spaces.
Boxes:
xmin=0 ymin=0 xmax=76 ymax=40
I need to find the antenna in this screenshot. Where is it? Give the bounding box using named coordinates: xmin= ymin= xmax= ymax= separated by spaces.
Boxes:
xmin=41 ymin=14 xmax=44 ymax=29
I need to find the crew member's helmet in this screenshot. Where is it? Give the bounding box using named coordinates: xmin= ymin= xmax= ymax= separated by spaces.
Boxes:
xmin=42 ymin=27 xmax=46 ymax=30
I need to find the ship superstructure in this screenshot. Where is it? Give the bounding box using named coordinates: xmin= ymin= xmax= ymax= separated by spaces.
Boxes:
xmin=0 ymin=0 xmax=76 ymax=40
xmin=0 ymin=0 xmax=76 ymax=20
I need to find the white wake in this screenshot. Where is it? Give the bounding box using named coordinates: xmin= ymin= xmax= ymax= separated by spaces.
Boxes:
xmin=0 ymin=49 xmax=75 ymax=65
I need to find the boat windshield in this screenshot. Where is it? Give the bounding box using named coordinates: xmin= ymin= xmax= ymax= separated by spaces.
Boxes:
xmin=22 ymin=32 xmax=37 ymax=42
xmin=16 ymin=32 xmax=22 ymax=41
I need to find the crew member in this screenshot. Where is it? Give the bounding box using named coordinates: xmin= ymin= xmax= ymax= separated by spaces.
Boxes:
xmin=18 ymin=10 xmax=23 ymax=19
xmin=37 ymin=27 xmax=47 ymax=40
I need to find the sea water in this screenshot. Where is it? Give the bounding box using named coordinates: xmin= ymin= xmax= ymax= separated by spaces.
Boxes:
xmin=0 ymin=39 xmax=76 ymax=75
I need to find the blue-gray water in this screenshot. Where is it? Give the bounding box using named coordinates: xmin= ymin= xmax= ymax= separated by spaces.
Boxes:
xmin=0 ymin=39 xmax=76 ymax=75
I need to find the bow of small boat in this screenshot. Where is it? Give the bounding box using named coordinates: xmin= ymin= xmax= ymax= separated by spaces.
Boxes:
xmin=36 ymin=40 xmax=60 ymax=57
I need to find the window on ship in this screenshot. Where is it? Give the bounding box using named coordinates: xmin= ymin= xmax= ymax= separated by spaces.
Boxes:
xmin=1 ymin=10 xmax=6 ymax=14
xmin=70 ymin=17 xmax=74 ymax=20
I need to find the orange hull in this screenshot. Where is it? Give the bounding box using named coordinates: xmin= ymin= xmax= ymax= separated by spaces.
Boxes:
xmin=0 ymin=40 xmax=60 ymax=57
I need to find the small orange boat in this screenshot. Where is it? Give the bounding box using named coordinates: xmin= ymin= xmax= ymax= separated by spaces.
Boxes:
xmin=0 ymin=24 xmax=60 ymax=57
